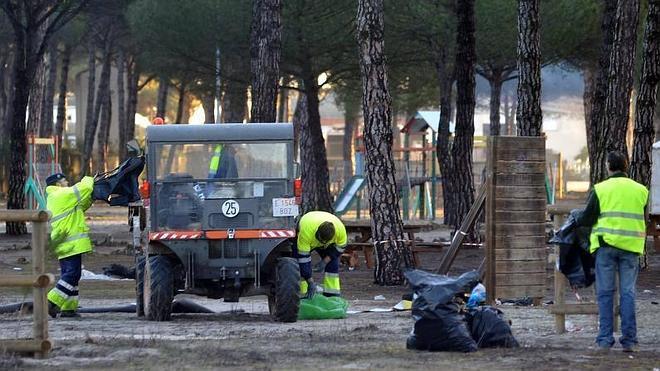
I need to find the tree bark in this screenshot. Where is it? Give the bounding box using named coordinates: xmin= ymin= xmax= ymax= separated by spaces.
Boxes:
xmin=84 ymin=37 xmax=96 ymax=149
xmin=299 ymin=79 xmax=333 ymax=213
xmin=589 ymin=0 xmax=618 ymax=185
xmin=116 ymin=49 xmax=127 ymax=159
xmin=174 ymin=82 xmax=187 ymax=124
xmin=27 ymin=52 xmax=46 ymax=135
xmin=40 ymin=43 xmax=57 ymax=137
xmin=292 ymin=91 xmax=306 ymax=161
xmin=357 ymin=0 xmax=414 ymax=285
xmin=630 ymin=0 xmax=659 ymax=187
xmin=599 ymin=0 xmax=641 ymax=175
xmin=434 ymin=47 xmax=455 ymax=226
xmin=222 ymin=75 xmax=248 ymax=123
xmin=83 ymin=40 xmax=111 ymax=174
xmin=125 ymin=58 xmax=138 ymax=141
xmin=489 ymin=72 xmax=503 ymax=136
xmin=516 ymin=0 xmax=543 ymax=136
xmin=342 ymin=96 xmax=360 ymax=185
xmin=250 ymin=0 xmax=281 ymax=123
xmin=582 ymin=66 xmax=596 ymax=164
xmin=450 ymin=0 xmax=477 ymax=236
xmin=55 ymin=45 xmax=72 ymax=150
xmin=201 ymin=94 xmax=215 ymax=123
xmin=96 ymin=81 xmax=111 ymax=171
xmin=156 ymin=76 xmax=169 ymax=120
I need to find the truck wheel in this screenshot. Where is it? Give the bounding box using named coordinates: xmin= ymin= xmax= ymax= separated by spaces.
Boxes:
xmin=269 ymin=257 xmax=300 ymax=322
xmin=144 ymin=255 xmax=174 ymax=321
xmin=135 ymin=255 xmax=146 ymax=317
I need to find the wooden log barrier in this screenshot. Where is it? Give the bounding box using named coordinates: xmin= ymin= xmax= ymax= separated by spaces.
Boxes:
xmin=0 ymin=214 xmax=53 ymax=358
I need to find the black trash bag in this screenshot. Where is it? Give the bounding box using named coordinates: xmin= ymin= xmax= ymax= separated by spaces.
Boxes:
xmin=404 ymin=270 xmax=479 ymax=352
xmin=102 ymin=263 xmax=136 ymax=279
xmin=93 ymin=156 xmax=145 ymax=206
xmin=466 ymin=306 xmax=519 ymax=348
xmin=549 ymin=209 xmax=595 ymax=288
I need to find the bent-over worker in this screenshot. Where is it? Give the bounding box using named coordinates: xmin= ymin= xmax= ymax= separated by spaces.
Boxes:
xmin=295 ymin=211 xmax=347 ymax=298
xmin=45 ymin=173 xmax=95 ymax=318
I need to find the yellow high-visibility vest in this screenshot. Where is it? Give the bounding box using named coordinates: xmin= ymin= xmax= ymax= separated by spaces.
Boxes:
xmin=590 ymin=176 xmax=648 ymax=254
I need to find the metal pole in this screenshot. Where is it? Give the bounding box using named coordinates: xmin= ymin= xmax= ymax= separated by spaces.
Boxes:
xmin=431 ymin=134 xmax=437 ymax=220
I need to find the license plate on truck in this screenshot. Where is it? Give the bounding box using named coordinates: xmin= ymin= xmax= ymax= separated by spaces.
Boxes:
xmin=273 ymin=198 xmax=299 ymax=217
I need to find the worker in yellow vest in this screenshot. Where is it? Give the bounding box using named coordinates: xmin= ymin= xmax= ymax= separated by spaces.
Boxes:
xmin=208 ymin=144 xmax=238 ymax=179
xmin=577 ymin=151 xmax=648 ymax=353
xmin=45 ymin=173 xmax=95 ymax=318
xmin=295 ymin=211 xmax=347 ymax=298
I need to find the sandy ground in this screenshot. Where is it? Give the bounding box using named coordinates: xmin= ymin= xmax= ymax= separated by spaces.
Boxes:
xmin=1 ymin=204 xmax=659 ymax=370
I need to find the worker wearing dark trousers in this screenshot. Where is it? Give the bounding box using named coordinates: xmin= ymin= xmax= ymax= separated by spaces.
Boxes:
xmin=577 ymin=151 xmax=648 ymax=353
xmin=45 ymin=173 xmax=95 ymax=318
xmin=295 ymin=211 xmax=347 ymax=298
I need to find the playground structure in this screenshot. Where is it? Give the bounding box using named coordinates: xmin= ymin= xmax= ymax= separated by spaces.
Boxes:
xmin=24 ymin=135 xmax=61 ymax=210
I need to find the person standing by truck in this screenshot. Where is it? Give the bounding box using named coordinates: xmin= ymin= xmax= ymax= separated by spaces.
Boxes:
xmin=295 ymin=211 xmax=347 ymax=298
xmin=577 ymin=151 xmax=648 ymax=353
xmin=45 ymin=173 xmax=95 ymax=318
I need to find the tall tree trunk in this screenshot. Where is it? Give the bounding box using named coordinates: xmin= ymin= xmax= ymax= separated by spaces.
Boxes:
xmin=516 ymin=0 xmax=543 ymax=136
xmin=222 ymin=74 xmax=248 ymax=123
xmin=156 ymin=76 xmax=169 ymax=119
xmin=116 ymin=49 xmax=127 ymax=159
xmin=202 ymin=94 xmax=215 ymax=123
xmin=277 ymin=79 xmax=290 ymax=122
xmin=300 ymin=79 xmax=333 ymax=213
xmin=174 ymin=82 xmax=186 ymax=124
xmin=450 ymin=0 xmax=477 ymax=235
xmin=40 ymin=43 xmax=57 ymax=137
xmin=6 ymin=33 xmax=31 ymax=235
xmin=357 ymin=0 xmax=414 ymax=285
xmin=630 ymin=0 xmax=659 ymax=187
xmin=250 ymin=0 xmax=281 ymax=123
xmin=83 ymin=41 xmax=111 ymax=174
xmin=503 ymin=92 xmax=516 ymax=135
xmin=292 ymin=91 xmax=306 ymax=161
xmin=342 ymin=96 xmax=360 ymax=185
xmin=582 ymin=66 xmax=596 ymax=164
xmin=96 ymin=83 xmax=111 ymax=171
xmin=599 ymin=0 xmax=641 ymax=174
xmin=27 ymin=52 xmax=46 ymax=135
xmin=55 ymin=45 xmax=72 ymax=150
xmin=434 ymin=47 xmax=455 ymax=226
xmin=84 ymin=38 xmax=96 ymax=150
xmin=487 ymin=70 xmax=504 ymax=136
xmin=1 ymin=49 xmax=15 ymax=195
xmin=126 ymin=59 xmax=138 ymax=139
xmin=589 ymin=0 xmax=618 ymax=185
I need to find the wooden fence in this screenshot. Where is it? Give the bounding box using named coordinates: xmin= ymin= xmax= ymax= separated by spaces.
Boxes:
xmin=0 ymin=210 xmax=53 ymax=358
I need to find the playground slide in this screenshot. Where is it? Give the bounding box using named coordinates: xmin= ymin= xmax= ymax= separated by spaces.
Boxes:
xmin=333 ymin=176 xmax=366 ymax=216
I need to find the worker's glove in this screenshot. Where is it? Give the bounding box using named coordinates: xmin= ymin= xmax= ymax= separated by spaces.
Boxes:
xmin=305 ymin=279 xmax=317 ymax=299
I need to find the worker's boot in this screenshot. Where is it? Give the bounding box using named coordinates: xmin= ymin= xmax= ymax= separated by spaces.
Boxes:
xmin=47 ymin=301 xmax=60 ymax=319
xmin=60 ymin=310 xmax=81 ymax=318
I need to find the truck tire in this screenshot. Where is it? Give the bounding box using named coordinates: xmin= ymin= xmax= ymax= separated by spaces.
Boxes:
xmin=135 ymin=255 xmax=146 ymax=317
xmin=144 ymin=255 xmax=174 ymax=321
xmin=269 ymin=257 xmax=300 ymax=322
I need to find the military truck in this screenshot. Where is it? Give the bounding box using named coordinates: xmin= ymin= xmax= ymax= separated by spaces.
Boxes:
xmin=136 ymin=123 xmax=301 ymax=322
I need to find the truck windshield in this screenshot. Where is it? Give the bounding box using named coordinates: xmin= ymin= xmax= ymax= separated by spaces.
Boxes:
xmin=154 ymin=142 xmax=289 ymax=180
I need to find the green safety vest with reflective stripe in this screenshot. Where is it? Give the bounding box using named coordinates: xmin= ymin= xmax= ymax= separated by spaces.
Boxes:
xmin=208 ymin=144 xmax=223 ymax=178
xmin=590 ymin=177 xmax=648 ymax=254
xmin=297 ymin=211 xmax=348 ymax=254
xmin=46 ymin=176 xmax=94 ymax=259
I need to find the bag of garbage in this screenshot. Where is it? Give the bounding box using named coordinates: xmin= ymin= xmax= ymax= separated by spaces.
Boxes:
xmin=404 ymin=270 xmax=479 ymax=352
xmin=297 ymin=294 xmax=349 ymax=320
xmin=466 ymin=306 xmax=519 ymax=348
xmin=93 ymin=156 xmax=145 ymax=206
xmin=467 ymin=283 xmax=486 ymax=309
xmin=549 ymin=209 xmax=595 ymax=288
